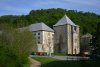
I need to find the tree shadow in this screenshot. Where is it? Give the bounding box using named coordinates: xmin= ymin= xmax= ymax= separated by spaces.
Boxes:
xmin=42 ymin=60 xmax=100 ymax=67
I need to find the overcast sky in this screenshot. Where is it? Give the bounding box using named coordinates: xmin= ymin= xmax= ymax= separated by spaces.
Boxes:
xmin=0 ymin=0 xmax=100 ymax=16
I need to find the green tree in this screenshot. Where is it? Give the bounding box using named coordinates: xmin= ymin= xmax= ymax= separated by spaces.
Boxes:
xmin=91 ymin=22 xmax=100 ymax=55
xmin=0 ymin=23 xmax=36 ymax=67
xmin=0 ymin=8 xmax=100 ymax=34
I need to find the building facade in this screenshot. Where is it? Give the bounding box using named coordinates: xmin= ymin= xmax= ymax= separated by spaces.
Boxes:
xmin=29 ymin=23 xmax=54 ymax=54
xmin=53 ymin=15 xmax=80 ymax=55
xmin=80 ymin=33 xmax=92 ymax=55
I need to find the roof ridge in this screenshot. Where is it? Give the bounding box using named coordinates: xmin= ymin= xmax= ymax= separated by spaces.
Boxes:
xmin=53 ymin=14 xmax=76 ymax=26
xmin=29 ymin=22 xmax=54 ymax=32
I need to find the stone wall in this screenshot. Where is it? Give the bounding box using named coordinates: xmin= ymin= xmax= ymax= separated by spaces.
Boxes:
xmin=53 ymin=25 xmax=68 ymax=53
xmin=53 ymin=25 xmax=80 ymax=55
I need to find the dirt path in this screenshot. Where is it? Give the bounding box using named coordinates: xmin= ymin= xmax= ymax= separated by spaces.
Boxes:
xmin=29 ymin=57 xmax=41 ymax=67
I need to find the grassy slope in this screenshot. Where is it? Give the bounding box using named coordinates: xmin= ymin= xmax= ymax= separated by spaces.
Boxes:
xmin=33 ymin=57 xmax=100 ymax=67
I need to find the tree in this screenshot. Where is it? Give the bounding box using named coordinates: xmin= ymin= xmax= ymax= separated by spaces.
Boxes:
xmin=91 ymin=23 xmax=100 ymax=55
xmin=0 ymin=23 xmax=36 ymax=67
xmin=0 ymin=8 xmax=100 ymax=35
xmin=90 ymin=23 xmax=100 ymax=60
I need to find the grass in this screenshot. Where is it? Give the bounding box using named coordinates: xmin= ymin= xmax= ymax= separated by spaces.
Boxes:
xmin=33 ymin=57 xmax=58 ymax=64
xmin=24 ymin=63 xmax=30 ymax=67
xmin=33 ymin=57 xmax=100 ymax=67
xmin=23 ymin=62 xmax=30 ymax=67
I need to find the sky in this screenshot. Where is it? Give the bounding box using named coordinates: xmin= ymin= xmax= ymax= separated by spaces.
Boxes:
xmin=0 ymin=0 xmax=100 ymax=16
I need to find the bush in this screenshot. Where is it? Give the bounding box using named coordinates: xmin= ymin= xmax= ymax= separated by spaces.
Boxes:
xmin=0 ymin=24 xmax=36 ymax=67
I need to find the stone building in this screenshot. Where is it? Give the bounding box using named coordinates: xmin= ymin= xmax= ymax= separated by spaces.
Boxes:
xmin=29 ymin=23 xmax=54 ymax=54
xmin=53 ymin=15 xmax=80 ymax=55
xmin=80 ymin=33 xmax=92 ymax=55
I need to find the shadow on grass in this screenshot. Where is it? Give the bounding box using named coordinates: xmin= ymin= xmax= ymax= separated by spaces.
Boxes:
xmin=42 ymin=60 xmax=100 ymax=67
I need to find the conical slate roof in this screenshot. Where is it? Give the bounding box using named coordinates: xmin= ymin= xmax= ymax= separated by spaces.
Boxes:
xmin=29 ymin=22 xmax=54 ymax=32
xmin=53 ymin=15 xmax=76 ymax=26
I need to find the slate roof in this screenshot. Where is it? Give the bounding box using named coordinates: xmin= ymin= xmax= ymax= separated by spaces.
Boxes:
xmin=81 ymin=33 xmax=92 ymax=38
xmin=29 ymin=22 xmax=54 ymax=32
xmin=53 ymin=15 xmax=76 ymax=26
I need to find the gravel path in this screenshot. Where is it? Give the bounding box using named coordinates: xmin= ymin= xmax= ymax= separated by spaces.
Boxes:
xmin=29 ymin=57 xmax=41 ymax=67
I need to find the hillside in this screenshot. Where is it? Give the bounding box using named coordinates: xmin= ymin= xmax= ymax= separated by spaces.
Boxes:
xmin=0 ymin=8 xmax=100 ymax=34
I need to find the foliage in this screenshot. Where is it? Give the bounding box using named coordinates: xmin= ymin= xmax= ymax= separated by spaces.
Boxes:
xmin=0 ymin=8 xmax=100 ymax=34
xmin=91 ymin=22 xmax=100 ymax=55
xmin=0 ymin=23 xmax=35 ymax=67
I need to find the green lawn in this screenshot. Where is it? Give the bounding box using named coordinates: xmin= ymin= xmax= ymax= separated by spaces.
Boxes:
xmin=33 ymin=57 xmax=100 ymax=67
xmin=33 ymin=57 xmax=58 ymax=64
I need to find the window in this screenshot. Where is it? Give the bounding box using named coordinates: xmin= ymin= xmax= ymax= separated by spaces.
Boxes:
xmin=38 ymin=41 xmax=40 ymax=44
xmin=38 ymin=33 xmax=40 ymax=35
xmin=38 ymin=37 xmax=40 ymax=39
xmin=74 ymin=26 xmax=77 ymax=31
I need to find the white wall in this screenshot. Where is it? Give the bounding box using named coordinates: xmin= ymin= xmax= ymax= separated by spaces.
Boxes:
xmin=32 ymin=31 xmax=54 ymax=53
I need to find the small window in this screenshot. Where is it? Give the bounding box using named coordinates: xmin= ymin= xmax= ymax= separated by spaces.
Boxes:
xmin=74 ymin=26 xmax=77 ymax=31
xmin=38 ymin=37 xmax=40 ymax=39
xmin=38 ymin=33 xmax=40 ymax=35
xmin=38 ymin=41 xmax=40 ymax=44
